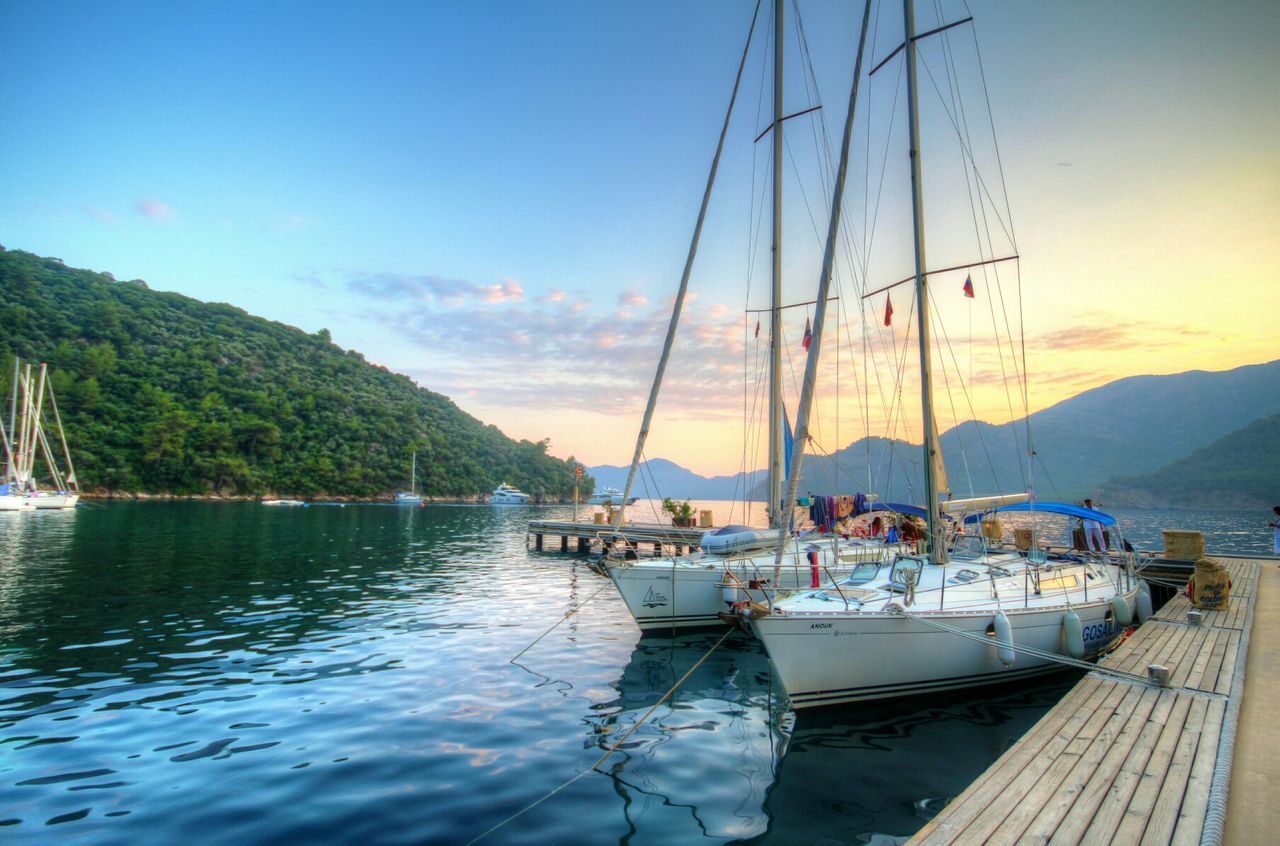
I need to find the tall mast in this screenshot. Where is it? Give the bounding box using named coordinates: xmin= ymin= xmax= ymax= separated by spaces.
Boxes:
xmin=766 ymin=0 xmax=785 ymax=528
xmin=903 ymin=0 xmax=946 ymax=562
xmin=411 ymin=451 xmax=417 ymax=493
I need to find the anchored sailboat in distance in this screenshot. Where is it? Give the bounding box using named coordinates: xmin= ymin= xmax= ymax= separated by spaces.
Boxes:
xmin=743 ymin=0 xmax=1142 ymax=707
xmin=2 ymin=358 xmax=79 ymax=510
xmin=394 ymin=451 xmax=424 ymax=505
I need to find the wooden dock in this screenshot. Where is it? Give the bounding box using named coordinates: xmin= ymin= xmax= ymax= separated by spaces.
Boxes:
xmin=909 ymin=555 xmax=1264 ymax=845
xmin=526 ymin=518 xmax=708 ymax=555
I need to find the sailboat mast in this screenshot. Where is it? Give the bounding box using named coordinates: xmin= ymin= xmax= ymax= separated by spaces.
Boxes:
xmin=903 ymin=0 xmax=946 ymax=562
xmin=766 ymin=0 xmax=785 ymax=529
xmin=411 ymin=451 xmax=417 ymax=493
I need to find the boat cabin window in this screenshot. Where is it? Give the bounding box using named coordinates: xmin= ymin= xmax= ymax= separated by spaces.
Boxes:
xmin=846 ymin=562 xmax=881 ymax=584
xmin=951 ymin=535 xmax=987 ymax=558
xmin=949 ymin=569 xmax=981 ymax=583
xmin=987 ymin=565 xmax=1014 ymax=578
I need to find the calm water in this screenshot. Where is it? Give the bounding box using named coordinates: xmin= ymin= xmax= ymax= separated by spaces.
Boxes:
xmin=0 ymin=501 xmax=1267 ymax=844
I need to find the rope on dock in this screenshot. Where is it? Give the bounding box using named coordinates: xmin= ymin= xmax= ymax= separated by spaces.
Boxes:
xmin=888 ymin=606 xmax=1227 ymax=700
xmin=508 ymin=582 xmax=613 ymax=663
xmin=468 ymin=628 xmax=734 ymax=845
xmin=1200 ymin=562 xmax=1258 ymax=846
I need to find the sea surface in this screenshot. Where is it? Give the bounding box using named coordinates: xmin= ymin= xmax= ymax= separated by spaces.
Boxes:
xmin=0 ymin=501 xmax=1269 ymax=844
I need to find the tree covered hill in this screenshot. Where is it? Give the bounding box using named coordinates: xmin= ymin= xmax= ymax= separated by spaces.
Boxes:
xmin=0 ymin=247 xmax=585 ymax=499
xmin=1099 ymin=412 xmax=1280 ymax=510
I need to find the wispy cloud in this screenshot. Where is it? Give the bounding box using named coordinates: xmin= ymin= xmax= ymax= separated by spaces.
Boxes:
xmin=135 ymin=198 xmax=173 ymax=220
xmin=82 ymin=205 xmax=118 ymax=224
xmin=619 ymin=289 xmax=648 ymax=307
xmin=347 ymin=272 xmax=524 ymax=306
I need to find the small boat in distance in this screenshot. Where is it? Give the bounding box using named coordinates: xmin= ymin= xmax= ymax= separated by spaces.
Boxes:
xmin=394 ymin=451 xmax=424 ymax=505
xmin=490 ymin=483 xmax=531 ymax=504
xmin=587 ymin=486 xmax=638 ymax=506
xmin=262 ymin=499 xmax=306 ymax=507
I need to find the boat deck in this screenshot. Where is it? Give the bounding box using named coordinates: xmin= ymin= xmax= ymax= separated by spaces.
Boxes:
xmin=909 ymin=555 xmax=1263 ymax=845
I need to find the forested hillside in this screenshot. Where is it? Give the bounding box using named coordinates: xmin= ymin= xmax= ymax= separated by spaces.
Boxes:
xmin=0 ymin=247 xmax=585 ymax=499
xmin=1099 ymin=413 xmax=1280 ymax=510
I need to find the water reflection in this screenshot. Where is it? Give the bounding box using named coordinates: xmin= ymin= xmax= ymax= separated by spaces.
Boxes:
xmin=741 ymin=674 xmax=1080 ymax=844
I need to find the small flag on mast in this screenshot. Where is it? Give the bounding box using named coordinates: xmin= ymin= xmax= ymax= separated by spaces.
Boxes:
xmin=884 ymin=295 xmax=894 ymax=327
xmin=962 ymin=274 xmax=975 ymax=298
xmin=754 ymin=319 xmax=760 ymax=338
xmin=802 ymin=317 xmax=812 ymax=351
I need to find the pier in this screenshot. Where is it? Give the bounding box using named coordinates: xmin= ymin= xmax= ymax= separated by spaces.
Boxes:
xmin=526 ymin=518 xmax=709 ymax=556
xmin=909 ymin=554 xmax=1274 ymax=845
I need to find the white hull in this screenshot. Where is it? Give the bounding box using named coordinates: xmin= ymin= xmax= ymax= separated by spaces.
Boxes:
xmin=491 ymin=494 xmax=531 ymax=504
xmin=262 ymin=499 xmax=305 ymax=507
xmin=28 ymin=493 xmax=78 ymax=509
xmin=0 ymin=495 xmax=35 ymax=511
xmin=606 ymin=539 xmax=893 ymax=631
xmin=393 ymin=494 xmax=423 ymax=505
xmin=750 ymin=571 xmax=1138 ymax=708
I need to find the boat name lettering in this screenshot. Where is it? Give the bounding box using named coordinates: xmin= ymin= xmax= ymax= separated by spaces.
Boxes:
xmin=809 ymin=622 xmax=833 ymax=630
xmin=1081 ymin=621 xmax=1115 ymax=643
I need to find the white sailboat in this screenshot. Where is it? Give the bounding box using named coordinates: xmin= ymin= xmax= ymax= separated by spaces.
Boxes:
xmin=2 ymin=359 xmax=79 ymax=510
xmin=603 ymin=0 xmax=895 ymax=632
xmin=394 ymin=451 xmax=424 ymax=505
xmin=745 ymin=0 xmax=1141 ymax=707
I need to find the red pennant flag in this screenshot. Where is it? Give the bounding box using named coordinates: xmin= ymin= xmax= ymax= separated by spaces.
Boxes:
xmin=963 ymin=274 xmax=975 ymax=298
xmin=802 ymin=317 xmax=812 ymax=351
xmin=883 ymin=295 xmax=894 ymax=327
xmin=754 ymin=319 xmax=760 ymax=338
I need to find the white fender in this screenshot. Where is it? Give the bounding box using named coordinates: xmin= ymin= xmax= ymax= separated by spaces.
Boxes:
xmin=1062 ymin=608 xmax=1084 ymax=659
xmin=1135 ymin=581 xmax=1154 ymax=623
xmin=994 ymin=611 xmax=1015 ymax=667
xmin=1111 ymin=592 xmax=1133 ymax=627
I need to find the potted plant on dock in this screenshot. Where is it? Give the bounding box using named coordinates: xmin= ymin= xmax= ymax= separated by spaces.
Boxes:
xmin=662 ymin=497 xmax=695 ymax=528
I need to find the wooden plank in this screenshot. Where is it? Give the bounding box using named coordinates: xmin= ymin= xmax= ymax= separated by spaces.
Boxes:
xmin=1214 ymin=632 xmax=1241 ymax=696
xmin=912 ymin=678 xmax=1115 ymax=844
xmin=1136 ymin=694 xmax=1210 ymax=845
xmin=1179 ymin=627 xmax=1223 ymax=692
xmin=1140 ymin=694 xmax=1211 ymax=846
xmin=1170 ymin=696 xmax=1226 ymax=845
xmin=984 ymin=682 xmax=1146 ymax=843
xmin=1103 ymin=692 xmax=1196 ymax=844
xmin=1046 ymin=686 xmax=1166 ymax=844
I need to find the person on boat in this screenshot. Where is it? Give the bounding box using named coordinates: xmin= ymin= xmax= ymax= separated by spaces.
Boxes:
xmin=1082 ymin=498 xmax=1107 ymax=552
xmin=870 ymin=516 xmax=884 ymax=538
xmin=1269 ymin=505 xmax=1280 ymax=555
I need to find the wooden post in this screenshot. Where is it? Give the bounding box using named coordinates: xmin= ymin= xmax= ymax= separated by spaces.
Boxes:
xmin=560 ymin=535 xmax=568 ymax=552
xmin=577 ymin=537 xmax=589 ymax=553
xmin=534 ymin=533 xmax=543 ymax=551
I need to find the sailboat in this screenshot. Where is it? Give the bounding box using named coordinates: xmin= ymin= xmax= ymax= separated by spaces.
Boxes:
xmin=744 ymin=0 xmax=1142 ymax=707
xmin=2 ymin=359 xmax=79 ymax=510
xmin=393 ymin=451 xmax=424 ymax=505
xmin=602 ymin=0 xmax=898 ymax=632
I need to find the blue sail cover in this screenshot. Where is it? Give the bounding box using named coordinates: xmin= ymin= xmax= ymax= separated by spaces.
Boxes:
xmin=869 ymin=502 xmax=928 ymax=519
xmin=783 ymin=407 xmax=794 ymax=480
xmin=961 ymin=501 xmax=1117 ymax=527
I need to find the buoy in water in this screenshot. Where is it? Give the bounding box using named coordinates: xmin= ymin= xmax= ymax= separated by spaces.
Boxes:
xmin=1111 ymin=592 xmax=1133 ymax=627
xmin=1062 ymin=608 xmax=1084 ymax=659
xmin=993 ymin=611 xmax=1015 ymax=667
xmin=1135 ymin=581 xmax=1153 ymax=623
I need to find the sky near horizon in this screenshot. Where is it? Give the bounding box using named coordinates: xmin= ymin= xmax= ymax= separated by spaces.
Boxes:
xmin=2 ymin=0 xmax=1277 ymax=478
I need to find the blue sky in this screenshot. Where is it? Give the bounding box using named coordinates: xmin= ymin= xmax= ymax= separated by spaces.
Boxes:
xmin=3 ymin=1 xmax=1277 ymax=475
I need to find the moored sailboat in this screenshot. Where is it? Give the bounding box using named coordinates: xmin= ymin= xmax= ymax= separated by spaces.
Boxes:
xmin=603 ymin=0 xmax=892 ymax=632
xmin=745 ymin=0 xmax=1140 ymax=707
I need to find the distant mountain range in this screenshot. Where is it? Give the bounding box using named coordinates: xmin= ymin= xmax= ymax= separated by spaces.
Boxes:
xmin=589 ymin=360 xmax=1280 ymax=510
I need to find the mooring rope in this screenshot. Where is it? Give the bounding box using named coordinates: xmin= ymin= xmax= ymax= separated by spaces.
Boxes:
xmin=508 ymin=582 xmax=613 ymax=663
xmin=469 ymin=629 xmax=735 ymax=845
